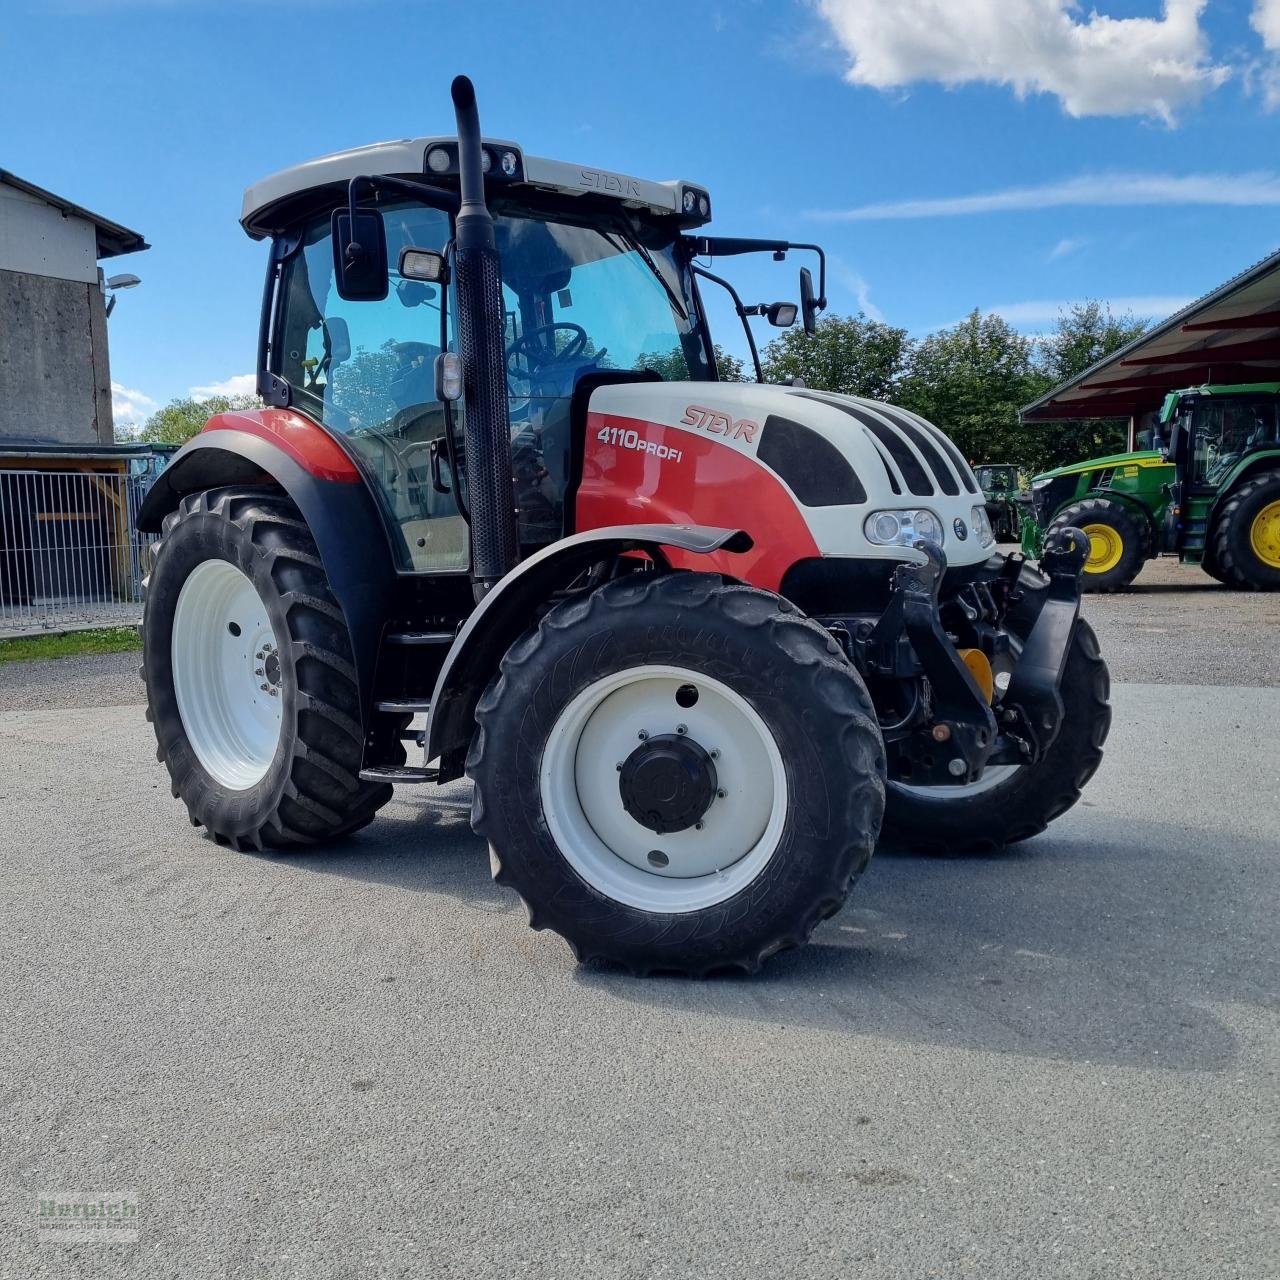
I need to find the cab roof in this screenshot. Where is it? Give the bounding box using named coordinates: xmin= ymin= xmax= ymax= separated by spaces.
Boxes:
xmin=240 ymin=136 xmax=711 ymax=239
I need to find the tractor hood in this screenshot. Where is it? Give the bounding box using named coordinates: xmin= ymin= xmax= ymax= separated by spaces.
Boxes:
xmin=582 ymin=380 xmax=996 ymax=571
xmin=1031 ymin=450 xmax=1165 ymax=484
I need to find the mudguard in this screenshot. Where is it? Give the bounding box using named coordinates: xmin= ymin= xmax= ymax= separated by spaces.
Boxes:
xmin=424 ymin=524 xmax=753 ymax=780
xmin=136 ymin=415 xmax=398 ymax=721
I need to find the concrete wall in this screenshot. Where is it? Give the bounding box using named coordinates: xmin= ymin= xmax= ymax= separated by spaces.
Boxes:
xmin=0 ymin=267 xmax=113 ymax=444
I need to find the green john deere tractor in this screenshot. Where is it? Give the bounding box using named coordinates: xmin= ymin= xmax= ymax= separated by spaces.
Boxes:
xmin=1022 ymin=383 xmax=1280 ymax=591
xmin=974 ymin=463 xmax=1025 ymax=543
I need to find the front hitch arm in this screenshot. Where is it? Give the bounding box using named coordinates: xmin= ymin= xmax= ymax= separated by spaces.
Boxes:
xmin=866 ymin=540 xmax=998 ymax=784
xmin=1001 ymin=526 xmax=1089 ymax=757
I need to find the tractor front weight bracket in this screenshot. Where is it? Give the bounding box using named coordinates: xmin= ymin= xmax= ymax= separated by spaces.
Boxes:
xmin=1001 ymin=526 xmax=1088 ymax=758
xmin=864 ymin=540 xmax=1000 ymax=786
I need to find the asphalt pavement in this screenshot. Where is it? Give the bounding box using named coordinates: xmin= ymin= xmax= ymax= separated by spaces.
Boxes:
xmin=0 ymin=593 xmax=1276 ymax=1278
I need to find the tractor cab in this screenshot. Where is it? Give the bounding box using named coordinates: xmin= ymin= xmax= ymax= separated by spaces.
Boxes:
xmin=242 ymin=139 xmax=823 ymax=575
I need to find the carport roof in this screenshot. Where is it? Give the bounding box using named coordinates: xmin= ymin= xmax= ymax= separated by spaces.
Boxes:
xmin=1021 ymin=247 xmax=1280 ymax=422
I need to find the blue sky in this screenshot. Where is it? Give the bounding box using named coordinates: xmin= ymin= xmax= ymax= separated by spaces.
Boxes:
xmin=3 ymin=0 xmax=1279 ymax=429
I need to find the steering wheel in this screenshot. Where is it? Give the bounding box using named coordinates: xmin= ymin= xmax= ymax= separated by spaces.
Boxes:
xmin=507 ymin=323 xmax=589 ymax=377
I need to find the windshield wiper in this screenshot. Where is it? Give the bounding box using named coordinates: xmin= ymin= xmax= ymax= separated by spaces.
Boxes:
xmin=604 ymin=226 xmax=688 ymax=322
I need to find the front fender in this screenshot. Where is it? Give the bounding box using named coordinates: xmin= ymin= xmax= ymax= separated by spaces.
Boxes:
xmin=424 ymin=524 xmax=753 ymax=780
xmin=137 ymin=419 xmax=397 ymax=722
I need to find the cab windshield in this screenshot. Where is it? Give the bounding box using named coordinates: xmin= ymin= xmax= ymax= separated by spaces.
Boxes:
xmin=274 ymin=199 xmax=710 ymax=571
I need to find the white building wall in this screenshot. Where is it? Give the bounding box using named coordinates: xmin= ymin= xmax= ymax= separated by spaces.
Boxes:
xmin=0 ymin=183 xmax=99 ymax=284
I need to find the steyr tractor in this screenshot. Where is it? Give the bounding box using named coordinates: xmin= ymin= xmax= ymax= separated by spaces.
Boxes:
xmin=974 ymin=463 xmax=1025 ymax=543
xmin=138 ymin=78 xmax=1110 ymax=975
xmin=1022 ymin=383 xmax=1280 ymax=592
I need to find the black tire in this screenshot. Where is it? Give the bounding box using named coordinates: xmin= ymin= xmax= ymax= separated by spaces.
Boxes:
xmin=880 ymin=616 xmax=1110 ymax=855
xmin=1208 ymin=471 xmax=1280 ymax=591
xmin=1048 ymin=497 xmax=1147 ymax=592
xmin=467 ymin=572 xmax=886 ymax=976
xmin=141 ymin=487 xmax=401 ymax=849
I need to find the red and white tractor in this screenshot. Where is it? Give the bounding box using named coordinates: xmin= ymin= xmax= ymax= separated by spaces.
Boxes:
xmin=138 ymin=78 xmax=1109 ymax=974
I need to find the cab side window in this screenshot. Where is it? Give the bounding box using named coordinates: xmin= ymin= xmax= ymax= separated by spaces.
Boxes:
xmin=274 ymin=204 xmax=468 ymax=573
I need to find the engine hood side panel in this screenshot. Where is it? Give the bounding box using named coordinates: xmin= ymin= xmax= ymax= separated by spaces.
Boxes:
xmin=578 ymin=381 xmax=996 ymax=585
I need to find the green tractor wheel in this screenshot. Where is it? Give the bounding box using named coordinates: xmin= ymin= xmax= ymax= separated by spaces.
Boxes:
xmin=1047 ymin=497 xmax=1147 ymax=593
xmin=1209 ymin=471 xmax=1280 ymax=591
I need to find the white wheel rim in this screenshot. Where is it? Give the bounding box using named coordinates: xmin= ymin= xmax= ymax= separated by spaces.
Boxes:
xmin=171 ymin=559 xmax=284 ymax=791
xmin=539 ymin=665 xmax=788 ymax=914
xmin=892 ymin=640 xmax=1021 ymax=798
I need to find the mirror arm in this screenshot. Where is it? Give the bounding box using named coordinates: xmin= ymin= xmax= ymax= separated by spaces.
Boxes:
xmin=690 ymin=236 xmax=827 ymax=313
xmin=691 ymin=264 xmax=763 ymax=384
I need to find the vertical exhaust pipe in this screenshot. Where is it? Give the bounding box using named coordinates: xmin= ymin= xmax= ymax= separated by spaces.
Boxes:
xmin=451 ymin=74 xmax=518 ymax=599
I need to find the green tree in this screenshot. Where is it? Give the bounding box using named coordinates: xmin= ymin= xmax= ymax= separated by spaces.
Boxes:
xmin=1032 ymin=301 xmax=1151 ymax=469
xmin=760 ymin=313 xmax=909 ymax=400
xmin=129 ymin=394 xmax=259 ymax=445
xmin=897 ymin=310 xmax=1048 ymax=469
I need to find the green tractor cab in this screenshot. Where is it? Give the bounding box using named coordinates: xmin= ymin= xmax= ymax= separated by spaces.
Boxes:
xmin=1022 ymin=383 xmax=1280 ymax=591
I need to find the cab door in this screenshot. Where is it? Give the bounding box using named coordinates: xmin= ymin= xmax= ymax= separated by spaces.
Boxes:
xmin=273 ymin=201 xmax=468 ymax=574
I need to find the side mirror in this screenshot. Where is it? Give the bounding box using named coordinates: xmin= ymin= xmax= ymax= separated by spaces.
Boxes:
xmin=765 ymin=301 xmax=797 ymax=328
xmin=799 ymin=267 xmax=818 ymax=337
xmin=322 ymin=316 xmax=351 ymax=365
xmin=331 ymin=207 xmax=388 ymax=302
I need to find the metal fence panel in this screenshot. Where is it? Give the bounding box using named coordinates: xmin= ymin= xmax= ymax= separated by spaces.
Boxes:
xmin=0 ymin=470 xmax=158 ymax=635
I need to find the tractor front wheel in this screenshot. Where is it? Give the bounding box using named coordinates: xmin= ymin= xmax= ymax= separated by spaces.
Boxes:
xmin=880 ymin=615 xmax=1109 ymax=854
xmin=468 ymin=572 xmax=886 ymax=975
xmin=142 ymin=487 xmax=401 ymax=849
xmin=1048 ymin=497 xmax=1147 ymax=592
xmin=1209 ymin=472 xmax=1280 ymax=591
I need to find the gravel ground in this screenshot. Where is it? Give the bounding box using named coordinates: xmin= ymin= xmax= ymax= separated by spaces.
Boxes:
xmin=0 ymin=685 xmax=1275 ymax=1278
xmin=1079 ymin=556 xmax=1280 ymax=687
xmin=0 ymin=650 xmax=144 ymax=711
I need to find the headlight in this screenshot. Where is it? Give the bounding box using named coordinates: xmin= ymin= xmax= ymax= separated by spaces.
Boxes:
xmin=863 ymin=509 xmax=945 ymax=547
xmin=970 ymin=504 xmax=996 ymax=546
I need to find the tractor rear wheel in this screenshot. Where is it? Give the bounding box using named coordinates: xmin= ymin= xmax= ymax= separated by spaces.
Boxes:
xmin=468 ymin=572 xmax=886 ymax=975
xmin=880 ymin=616 xmax=1110 ymax=855
xmin=142 ymin=487 xmax=401 ymax=849
xmin=1209 ymin=471 xmax=1280 ymax=591
xmin=1048 ymin=497 xmax=1146 ymax=592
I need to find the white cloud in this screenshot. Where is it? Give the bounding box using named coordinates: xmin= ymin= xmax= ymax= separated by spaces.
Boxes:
xmin=829 ymin=255 xmax=883 ymax=321
xmin=1048 ymin=236 xmax=1089 ymax=261
xmin=1253 ymin=0 xmax=1280 ymax=47
xmin=814 ymin=0 xmax=1230 ymax=123
xmin=985 ymin=295 xmax=1193 ymax=326
xmin=189 ymin=373 xmax=257 ymax=401
xmin=1250 ymin=1 xmax=1280 ymax=108
xmin=111 ymin=381 xmax=157 ymax=434
xmin=808 ymin=170 xmax=1280 ymax=221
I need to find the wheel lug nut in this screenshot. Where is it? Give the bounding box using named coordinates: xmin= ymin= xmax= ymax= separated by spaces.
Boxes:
xmin=637 ymin=730 xmax=648 ymax=741
xmin=675 ymin=723 xmax=687 ymax=735
xmin=710 ymin=749 xmax=719 ymax=759
xmin=615 ymin=762 xmax=623 ymax=772
xmin=255 ymin=667 xmax=264 ymax=676
xmin=716 ymin=789 xmax=726 ymax=799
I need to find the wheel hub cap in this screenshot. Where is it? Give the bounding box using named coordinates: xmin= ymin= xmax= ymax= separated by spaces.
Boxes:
xmin=1250 ymin=500 xmax=1280 ymax=569
xmin=618 ymin=733 xmax=719 ymax=834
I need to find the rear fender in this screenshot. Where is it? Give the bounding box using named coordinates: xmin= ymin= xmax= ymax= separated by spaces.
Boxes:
xmin=424 ymin=524 xmax=752 ymax=780
xmin=137 ymin=412 xmax=397 ymax=722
